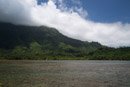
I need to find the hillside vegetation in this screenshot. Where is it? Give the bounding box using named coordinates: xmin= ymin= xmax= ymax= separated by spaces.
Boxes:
xmin=0 ymin=22 xmax=130 ymax=60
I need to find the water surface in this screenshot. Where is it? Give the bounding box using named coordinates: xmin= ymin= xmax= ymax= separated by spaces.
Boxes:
xmin=0 ymin=60 xmax=130 ymax=87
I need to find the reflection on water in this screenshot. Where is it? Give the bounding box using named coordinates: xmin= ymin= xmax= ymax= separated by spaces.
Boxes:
xmin=0 ymin=60 xmax=130 ymax=87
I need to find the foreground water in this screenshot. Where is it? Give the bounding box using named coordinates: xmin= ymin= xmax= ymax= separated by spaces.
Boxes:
xmin=0 ymin=60 xmax=130 ymax=87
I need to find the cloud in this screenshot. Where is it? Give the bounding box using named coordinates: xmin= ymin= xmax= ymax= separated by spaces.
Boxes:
xmin=0 ymin=0 xmax=130 ymax=47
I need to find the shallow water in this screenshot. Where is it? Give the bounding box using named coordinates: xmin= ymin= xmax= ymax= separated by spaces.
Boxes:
xmin=0 ymin=60 xmax=130 ymax=87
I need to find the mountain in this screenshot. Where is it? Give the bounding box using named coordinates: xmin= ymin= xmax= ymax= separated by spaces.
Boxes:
xmin=0 ymin=22 xmax=102 ymax=59
xmin=0 ymin=22 xmax=101 ymax=49
xmin=0 ymin=22 xmax=130 ymax=60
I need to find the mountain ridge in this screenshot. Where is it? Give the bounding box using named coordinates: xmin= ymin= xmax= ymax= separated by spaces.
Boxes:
xmin=0 ymin=22 xmax=101 ymax=49
xmin=0 ymin=22 xmax=130 ymax=60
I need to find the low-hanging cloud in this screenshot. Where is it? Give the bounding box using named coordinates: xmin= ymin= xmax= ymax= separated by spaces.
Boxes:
xmin=0 ymin=0 xmax=130 ymax=47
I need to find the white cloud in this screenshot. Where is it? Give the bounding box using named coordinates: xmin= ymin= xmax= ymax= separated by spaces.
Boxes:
xmin=0 ymin=0 xmax=130 ymax=47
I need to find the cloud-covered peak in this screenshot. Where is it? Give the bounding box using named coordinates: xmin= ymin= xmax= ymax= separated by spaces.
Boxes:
xmin=0 ymin=0 xmax=130 ymax=47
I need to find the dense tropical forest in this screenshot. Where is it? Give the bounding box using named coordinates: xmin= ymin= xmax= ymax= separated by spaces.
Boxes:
xmin=0 ymin=22 xmax=130 ymax=60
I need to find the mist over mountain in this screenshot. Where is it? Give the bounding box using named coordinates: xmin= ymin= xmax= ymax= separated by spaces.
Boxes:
xmin=0 ymin=22 xmax=102 ymax=59
xmin=0 ymin=22 xmax=101 ymax=49
xmin=0 ymin=22 xmax=130 ymax=60
xmin=0 ymin=0 xmax=130 ymax=60
xmin=0 ymin=0 xmax=130 ymax=47
xmin=0 ymin=22 xmax=102 ymax=60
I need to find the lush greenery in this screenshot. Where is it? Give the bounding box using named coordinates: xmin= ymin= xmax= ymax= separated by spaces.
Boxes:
xmin=87 ymin=47 xmax=130 ymax=60
xmin=0 ymin=42 xmax=98 ymax=60
xmin=0 ymin=42 xmax=130 ymax=60
xmin=0 ymin=22 xmax=130 ymax=60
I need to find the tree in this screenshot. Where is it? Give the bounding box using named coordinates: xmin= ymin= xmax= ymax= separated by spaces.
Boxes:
xmin=11 ymin=46 xmax=27 ymax=59
xmin=29 ymin=42 xmax=44 ymax=59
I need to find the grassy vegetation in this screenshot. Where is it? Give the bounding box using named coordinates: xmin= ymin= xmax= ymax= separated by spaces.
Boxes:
xmin=87 ymin=47 xmax=130 ymax=60
xmin=0 ymin=42 xmax=130 ymax=60
xmin=0 ymin=22 xmax=130 ymax=60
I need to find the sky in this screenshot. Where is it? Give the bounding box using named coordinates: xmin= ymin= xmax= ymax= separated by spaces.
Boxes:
xmin=82 ymin=0 xmax=130 ymax=23
xmin=38 ymin=0 xmax=130 ymax=23
xmin=0 ymin=0 xmax=130 ymax=47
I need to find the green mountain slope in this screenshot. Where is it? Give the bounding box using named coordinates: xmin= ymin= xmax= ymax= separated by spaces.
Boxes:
xmin=0 ymin=22 xmax=130 ymax=60
xmin=0 ymin=22 xmax=102 ymax=59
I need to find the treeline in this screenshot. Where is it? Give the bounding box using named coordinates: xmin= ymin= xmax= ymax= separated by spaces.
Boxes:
xmin=0 ymin=42 xmax=88 ymax=60
xmin=0 ymin=42 xmax=130 ymax=60
xmin=87 ymin=47 xmax=130 ymax=60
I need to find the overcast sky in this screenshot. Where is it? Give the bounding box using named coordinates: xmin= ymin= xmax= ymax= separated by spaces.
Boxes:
xmin=0 ymin=0 xmax=130 ymax=47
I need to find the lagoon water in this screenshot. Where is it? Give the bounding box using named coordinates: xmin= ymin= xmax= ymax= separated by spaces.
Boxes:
xmin=0 ymin=60 xmax=130 ymax=87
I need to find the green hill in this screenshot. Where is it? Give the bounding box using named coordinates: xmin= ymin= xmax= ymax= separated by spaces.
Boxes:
xmin=0 ymin=22 xmax=102 ymax=59
xmin=0 ymin=22 xmax=130 ymax=60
